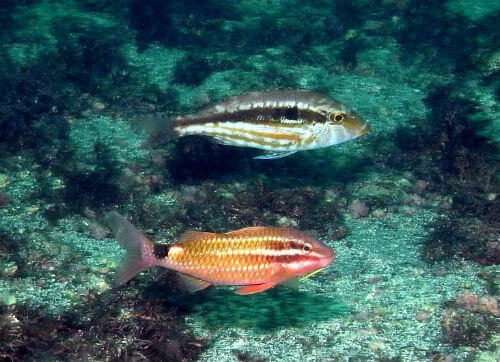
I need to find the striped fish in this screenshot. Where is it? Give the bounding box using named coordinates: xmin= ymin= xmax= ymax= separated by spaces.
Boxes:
xmin=170 ymin=89 xmax=370 ymax=159
xmin=109 ymin=212 xmax=334 ymax=295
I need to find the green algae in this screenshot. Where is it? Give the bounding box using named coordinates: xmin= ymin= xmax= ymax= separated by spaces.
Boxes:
xmin=7 ymin=0 xmax=122 ymax=66
xmin=446 ymin=0 xmax=500 ymax=21
xmin=69 ymin=117 xmax=147 ymax=168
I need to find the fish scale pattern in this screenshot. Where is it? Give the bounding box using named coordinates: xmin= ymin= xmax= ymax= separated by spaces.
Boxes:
xmin=166 ymin=227 xmax=317 ymax=285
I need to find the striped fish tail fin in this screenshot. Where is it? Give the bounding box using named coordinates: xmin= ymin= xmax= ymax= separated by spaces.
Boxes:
xmin=134 ymin=113 xmax=176 ymax=147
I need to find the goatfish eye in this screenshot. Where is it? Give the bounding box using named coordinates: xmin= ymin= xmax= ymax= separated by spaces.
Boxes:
xmin=302 ymin=242 xmax=312 ymax=252
xmin=290 ymin=241 xmax=312 ymax=252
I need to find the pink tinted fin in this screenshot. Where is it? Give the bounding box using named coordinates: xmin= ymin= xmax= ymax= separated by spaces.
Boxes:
xmin=224 ymin=227 xmax=271 ymax=236
xmin=235 ymin=281 xmax=278 ymax=295
xmin=177 ymin=230 xmax=214 ymax=244
xmin=108 ymin=211 xmax=157 ymax=285
xmin=177 ymin=273 xmax=212 ymax=292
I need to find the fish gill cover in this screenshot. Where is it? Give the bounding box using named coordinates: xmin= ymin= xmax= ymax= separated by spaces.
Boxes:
xmin=0 ymin=0 xmax=499 ymax=361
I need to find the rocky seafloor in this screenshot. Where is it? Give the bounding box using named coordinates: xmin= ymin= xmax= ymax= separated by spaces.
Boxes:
xmin=0 ymin=0 xmax=499 ymax=360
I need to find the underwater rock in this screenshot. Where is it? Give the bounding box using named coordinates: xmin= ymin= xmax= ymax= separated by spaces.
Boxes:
xmin=455 ymin=292 xmax=479 ymax=310
xmin=348 ymin=199 xmax=369 ymax=218
xmin=180 ymin=185 xmax=207 ymax=203
xmin=415 ymin=311 xmax=429 ymax=321
xmin=0 ymin=193 xmax=9 ymax=207
xmin=370 ymin=208 xmax=387 ymax=218
xmin=413 ymin=179 xmax=429 ymax=194
xmin=441 ymin=309 xmax=496 ymax=347
xmin=0 ymin=261 xmax=17 ymax=277
xmin=91 ymin=100 xmax=106 ymax=112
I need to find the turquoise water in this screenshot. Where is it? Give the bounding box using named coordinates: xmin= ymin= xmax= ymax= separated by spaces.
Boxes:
xmin=0 ymin=1 xmax=499 ymax=360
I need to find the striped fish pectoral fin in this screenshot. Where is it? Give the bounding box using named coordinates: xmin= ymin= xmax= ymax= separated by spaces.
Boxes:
xmin=254 ymin=151 xmax=298 ymax=160
xmin=177 ymin=273 xmax=212 ymax=293
xmin=235 ymin=281 xmax=278 ymax=295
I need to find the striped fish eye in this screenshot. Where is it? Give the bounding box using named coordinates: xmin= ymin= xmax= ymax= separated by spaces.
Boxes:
xmin=330 ymin=113 xmax=345 ymax=124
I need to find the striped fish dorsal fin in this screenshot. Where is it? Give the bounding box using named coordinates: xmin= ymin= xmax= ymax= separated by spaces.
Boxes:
xmin=177 ymin=230 xmax=214 ymax=244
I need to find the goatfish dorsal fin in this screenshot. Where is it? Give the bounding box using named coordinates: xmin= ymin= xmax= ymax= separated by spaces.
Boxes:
xmin=224 ymin=226 xmax=274 ymax=236
xmin=177 ymin=230 xmax=214 ymax=244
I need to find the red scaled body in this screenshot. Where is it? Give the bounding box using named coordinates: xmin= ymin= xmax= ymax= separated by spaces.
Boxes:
xmin=109 ymin=212 xmax=334 ymax=294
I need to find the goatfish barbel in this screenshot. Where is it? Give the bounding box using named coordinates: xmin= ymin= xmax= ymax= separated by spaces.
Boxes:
xmin=109 ymin=212 xmax=334 ymax=295
xmin=155 ymin=89 xmax=370 ymax=159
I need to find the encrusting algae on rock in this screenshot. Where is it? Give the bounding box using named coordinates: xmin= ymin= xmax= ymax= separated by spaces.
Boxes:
xmin=108 ymin=211 xmax=334 ymax=294
xmin=153 ymin=89 xmax=370 ymax=159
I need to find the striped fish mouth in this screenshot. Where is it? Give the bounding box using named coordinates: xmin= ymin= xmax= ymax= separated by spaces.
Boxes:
xmin=356 ymin=122 xmax=371 ymax=136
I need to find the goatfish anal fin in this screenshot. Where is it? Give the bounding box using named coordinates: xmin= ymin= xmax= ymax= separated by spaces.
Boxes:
xmin=177 ymin=273 xmax=212 ymax=292
xmin=254 ymin=151 xmax=297 ymax=160
xmin=235 ymin=281 xmax=278 ymax=295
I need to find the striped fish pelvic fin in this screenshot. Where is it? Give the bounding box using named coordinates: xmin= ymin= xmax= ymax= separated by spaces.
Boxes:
xmin=254 ymin=150 xmax=298 ymax=159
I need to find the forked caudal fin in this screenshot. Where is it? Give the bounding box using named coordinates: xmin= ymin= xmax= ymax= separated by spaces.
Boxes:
xmin=108 ymin=211 xmax=158 ymax=285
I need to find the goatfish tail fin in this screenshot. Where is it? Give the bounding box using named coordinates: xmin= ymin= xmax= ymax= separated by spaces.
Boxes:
xmin=108 ymin=211 xmax=158 ymax=285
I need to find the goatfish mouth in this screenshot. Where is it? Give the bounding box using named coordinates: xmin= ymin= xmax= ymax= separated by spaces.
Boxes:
xmin=152 ymin=89 xmax=370 ymax=159
xmin=108 ymin=211 xmax=335 ymax=295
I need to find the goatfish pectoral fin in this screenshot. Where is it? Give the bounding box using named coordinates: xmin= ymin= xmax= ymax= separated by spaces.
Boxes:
xmin=235 ymin=281 xmax=278 ymax=295
xmin=177 ymin=273 xmax=212 ymax=293
xmin=108 ymin=211 xmax=158 ymax=286
xmin=278 ymin=269 xmax=326 ymax=290
xmin=281 ymin=278 xmax=300 ymax=290
xmin=253 ymin=151 xmax=297 ymax=160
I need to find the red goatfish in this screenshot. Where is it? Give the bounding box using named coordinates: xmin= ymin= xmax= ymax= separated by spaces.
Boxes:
xmin=109 ymin=212 xmax=335 ymax=294
xmin=155 ymin=89 xmax=370 ymax=159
